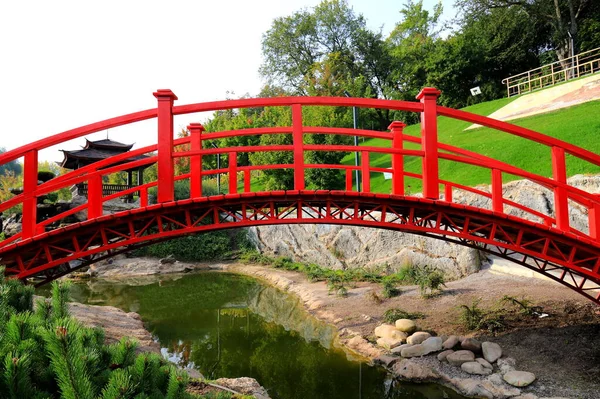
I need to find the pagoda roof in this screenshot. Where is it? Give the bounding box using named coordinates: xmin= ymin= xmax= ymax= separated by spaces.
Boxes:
xmin=59 ymin=138 xmax=152 ymax=170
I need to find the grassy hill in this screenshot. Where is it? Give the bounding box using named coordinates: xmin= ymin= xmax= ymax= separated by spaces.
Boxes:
xmin=341 ymin=97 xmax=600 ymax=194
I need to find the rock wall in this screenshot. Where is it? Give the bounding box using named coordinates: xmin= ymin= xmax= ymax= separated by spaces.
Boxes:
xmin=250 ymin=174 xmax=600 ymax=279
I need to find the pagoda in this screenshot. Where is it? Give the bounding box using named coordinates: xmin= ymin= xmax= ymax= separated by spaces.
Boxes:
xmin=59 ymin=138 xmax=152 ymax=197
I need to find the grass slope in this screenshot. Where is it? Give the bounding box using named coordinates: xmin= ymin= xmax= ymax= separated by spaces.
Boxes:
xmin=341 ymin=97 xmax=600 ymax=194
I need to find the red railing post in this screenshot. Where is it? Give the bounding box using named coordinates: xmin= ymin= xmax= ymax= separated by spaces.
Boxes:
xmin=153 ymin=89 xmax=178 ymax=203
xmin=188 ymin=123 xmax=205 ymax=198
xmin=292 ymin=104 xmax=305 ymax=190
xmin=389 ymin=121 xmax=406 ymax=195
xmin=491 ymin=169 xmax=503 ymax=213
xmin=345 ymin=169 xmax=353 ymax=191
xmin=416 ymin=87 xmax=441 ymax=199
xmin=87 ymin=173 xmax=103 ymax=219
xmin=444 ymin=184 xmax=453 ymax=203
xmin=361 ymin=151 xmax=370 ymax=193
xmin=21 ymin=150 xmax=38 ymax=239
xmin=229 ymin=152 xmax=237 ymax=194
xmin=244 ymin=170 xmax=251 ymax=192
xmin=589 ymin=203 xmax=600 ymax=240
xmin=552 ymin=146 xmax=570 ymax=231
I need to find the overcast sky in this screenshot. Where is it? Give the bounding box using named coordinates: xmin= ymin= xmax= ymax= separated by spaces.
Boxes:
xmin=0 ymin=0 xmax=456 ymax=162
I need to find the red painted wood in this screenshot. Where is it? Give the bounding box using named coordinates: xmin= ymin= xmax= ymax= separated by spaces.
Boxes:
xmin=292 ymin=104 xmax=305 ymax=190
xmin=154 ymin=89 xmax=178 ymax=203
xmin=389 ymin=121 xmax=406 ymax=195
xmin=229 ymin=152 xmax=237 ymax=194
xmin=21 ymin=150 xmax=38 ymax=239
xmin=417 ymin=88 xmax=441 ymax=199
xmin=361 ymin=151 xmax=370 ymax=193
xmin=552 ymin=146 xmax=570 ymax=231
xmin=492 ymin=169 xmax=503 ymax=213
xmin=189 ymin=123 xmax=205 ymax=198
xmin=2 ymin=88 xmax=600 ymax=304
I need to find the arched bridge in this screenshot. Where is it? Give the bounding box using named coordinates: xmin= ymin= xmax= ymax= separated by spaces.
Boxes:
xmin=1 ymin=88 xmax=600 ymax=304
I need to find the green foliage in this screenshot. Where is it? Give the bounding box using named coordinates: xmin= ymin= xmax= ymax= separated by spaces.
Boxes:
xmin=0 ymin=272 xmax=226 ymax=399
xmin=381 ymin=275 xmax=401 ymax=298
xmin=501 ymin=295 xmax=542 ymax=316
xmin=458 ymin=299 xmax=506 ymax=333
xmin=133 ymin=229 xmax=253 ymax=262
xmin=412 ymin=265 xmax=446 ymax=298
xmin=382 ymin=309 xmax=426 ymax=324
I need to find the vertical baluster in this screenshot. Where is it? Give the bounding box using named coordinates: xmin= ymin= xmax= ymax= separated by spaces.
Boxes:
xmin=292 ymin=104 xmax=304 ymax=190
xmin=345 ymin=169 xmax=353 ymax=191
xmin=389 ymin=121 xmax=406 ymax=196
xmin=244 ymin=170 xmax=251 ymax=192
xmin=21 ymin=150 xmax=38 ymax=238
xmin=188 ymin=123 xmax=205 ymax=198
xmin=417 ymin=88 xmax=441 ymax=199
xmin=552 ymin=146 xmax=570 ymax=231
xmin=229 ymin=152 xmax=237 ymax=194
xmin=154 ymin=89 xmax=177 ymax=203
xmin=589 ymin=202 xmax=600 ymax=240
xmin=361 ymin=151 xmax=370 ymax=193
xmin=444 ymin=184 xmax=453 ymax=203
xmin=491 ymin=169 xmax=503 ymax=213
xmin=88 ymin=173 xmax=103 ymax=219
xmin=140 ymin=187 xmax=148 ymax=207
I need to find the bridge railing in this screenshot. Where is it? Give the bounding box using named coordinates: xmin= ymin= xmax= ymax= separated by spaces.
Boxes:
xmin=2 ymin=88 xmax=600 ymax=251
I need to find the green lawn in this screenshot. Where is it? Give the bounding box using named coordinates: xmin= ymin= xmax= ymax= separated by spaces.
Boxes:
xmin=341 ymin=97 xmax=600 ymax=194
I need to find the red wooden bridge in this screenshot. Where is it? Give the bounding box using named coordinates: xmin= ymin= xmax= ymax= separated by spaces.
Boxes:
xmin=1 ymin=88 xmax=600 ymax=304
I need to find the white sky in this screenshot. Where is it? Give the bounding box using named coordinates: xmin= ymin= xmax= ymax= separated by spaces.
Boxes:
xmin=0 ymin=0 xmax=456 ymax=162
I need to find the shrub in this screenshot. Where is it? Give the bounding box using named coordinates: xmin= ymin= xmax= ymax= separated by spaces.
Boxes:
xmin=0 ymin=267 xmax=224 ymax=398
xmin=381 ymin=275 xmax=401 ymax=298
xmin=383 ymin=308 xmax=426 ymax=324
xmin=412 ymin=265 xmax=446 ymax=298
xmin=458 ymin=299 xmax=506 ymax=333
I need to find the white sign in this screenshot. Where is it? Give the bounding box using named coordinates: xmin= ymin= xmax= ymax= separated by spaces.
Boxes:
xmin=383 ymin=172 xmax=392 ymax=180
xmin=470 ymin=86 xmax=482 ymax=96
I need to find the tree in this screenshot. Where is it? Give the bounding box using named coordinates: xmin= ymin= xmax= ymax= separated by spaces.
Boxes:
xmin=0 ymin=148 xmax=22 ymax=176
xmin=456 ymin=0 xmax=593 ymax=68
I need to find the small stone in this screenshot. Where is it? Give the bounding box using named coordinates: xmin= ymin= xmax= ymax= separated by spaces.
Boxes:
xmin=407 ymin=331 xmax=431 ymax=345
xmin=446 ymin=350 xmax=476 ymax=366
xmin=377 ymin=337 xmax=403 ymax=349
xmin=476 ymin=358 xmax=493 ymax=369
xmin=392 ymin=343 xmax=414 ymax=354
xmin=442 ymin=335 xmax=460 ymax=350
xmin=395 ymin=319 xmax=417 ymax=333
xmin=461 ymin=361 xmax=493 ymax=375
xmin=482 ymin=341 xmax=503 ymax=363
xmin=401 ymin=344 xmax=427 ymax=357
xmin=461 ymin=337 xmax=482 ymax=352
xmin=503 ymin=370 xmax=536 ymax=387
xmin=421 ymin=337 xmax=443 ymax=352
xmin=437 ymin=349 xmax=454 ymax=362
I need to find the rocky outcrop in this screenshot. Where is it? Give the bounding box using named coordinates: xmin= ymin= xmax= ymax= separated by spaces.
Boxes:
xmin=87 ymin=256 xmax=216 ymax=279
xmin=250 ymin=174 xmax=600 ymax=279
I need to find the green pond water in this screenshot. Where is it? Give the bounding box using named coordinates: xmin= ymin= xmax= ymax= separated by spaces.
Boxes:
xmin=40 ymin=272 xmax=466 ymax=399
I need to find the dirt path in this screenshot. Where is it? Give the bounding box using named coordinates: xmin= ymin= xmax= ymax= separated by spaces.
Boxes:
xmin=223 ymin=263 xmax=600 ymax=399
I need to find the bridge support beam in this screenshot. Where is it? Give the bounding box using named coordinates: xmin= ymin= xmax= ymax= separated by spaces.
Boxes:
xmin=154 ymin=89 xmax=178 ymax=203
xmin=188 ymin=123 xmax=205 ymax=198
xmin=417 ymin=88 xmax=441 ymax=200
xmin=292 ymin=104 xmax=305 ymax=190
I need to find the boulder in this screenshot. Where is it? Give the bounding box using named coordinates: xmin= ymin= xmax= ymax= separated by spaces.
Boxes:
xmin=503 ymin=370 xmax=536 ymax=387
xmin=377 ymin=337 xmax=403 ymax=349
xmin=461 ymin=337 xmax=482 ymax=352
xmin=442 ymin=335 xmax=460 ymax=350
xmin=407 ymin=331 xmax=431 ymax=345
xmin=391 ymin=343 xmax=414 ymax=354
xmin=374 ymin=355 xmax=399 ymax=368
xmin=482 ymin=341 xmax=502 ymax=363
xmin=395 ymin=319 xmax=417 ymax=333
xmin=461 ymin=361 xmax=493 ymax=376
xmin=392 ymin=359 xmax=440 ymax=381
xmin=437 ymin=349 xmax=454 ymax=362
xmin=476 ymin=358 xmax=493 ymax=370
xmin=447 ymin=350 xmax=476 ymax=366
xmin=400 ymin=337 xmax=442 ymax=358
xmin=374 ymin=324 xmax=407 ymax=342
